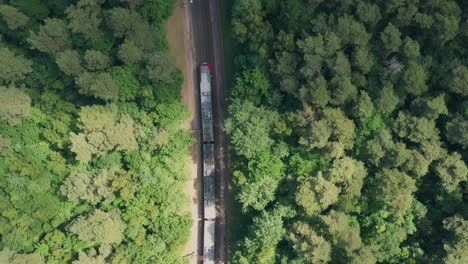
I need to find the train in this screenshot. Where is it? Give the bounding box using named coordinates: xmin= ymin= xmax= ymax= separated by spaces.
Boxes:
xmin=200 ymin=62 xmax=215 ymax=264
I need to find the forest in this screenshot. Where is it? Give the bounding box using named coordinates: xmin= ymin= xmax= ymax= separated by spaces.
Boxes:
xmin=0 ymin=0 xmax=194 ymax=263
xmin=226 ymin=0 xmax=467 ymax=263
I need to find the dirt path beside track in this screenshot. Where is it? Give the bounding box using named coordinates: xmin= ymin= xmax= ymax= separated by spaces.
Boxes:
xmin=166 ymin=4 xmax=202 ymax=264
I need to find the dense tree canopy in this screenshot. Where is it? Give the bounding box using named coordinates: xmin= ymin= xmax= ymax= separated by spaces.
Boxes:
xmin=0 ymin=0 xmax=191 ymax=263
xmin=227 ymin=0 xmax=468 ymax=263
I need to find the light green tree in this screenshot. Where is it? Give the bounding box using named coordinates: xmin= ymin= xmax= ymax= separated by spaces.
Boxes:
xmin=0 ymin=4 xmax=29 ymax=30
xmin=401 ymin=36 xmax=420 ymax=59
xmin=449 ymin=65 xmax=468 ymax=96
xmin=352 ymin=46 xmax=374 ymax=73
xmin=0 ymin=135 xmax=13 ymax=155
xmin=320 ymin=210 xmax=363 ymax=255
xmin=145 ymin=52 xmax=177 ymax=83
xmin=377 ymin=84 xmax=399 ymax=113
xmin=28 ymin=18 xmax=72 ymax=55
xmin=443 ymin=215 xmax=468 ymax=264
xmin=296 ymin=172 xmax=340 ymax=216
xmin=328 ymin=156 xmax=367 ymax=198
xmin=402 ymin=61 xmax=428 ymax=96
xmin=288 ymin=221 xmax=331 ymax=263
xmin=434 ymin=152 xmax=467 ymax=193
xmin=352 ymin=90 xmax=374 ymax=118
xmin=303 ymin=75 xmax=330 ymax=108
xmin=393 ymin=111 xmax=439 ymax=143
xmin=373 ymin=169 xmax=416 ymax=214
xmin=0 ymin=47 xmax=33 ymax=84
xmin=0 ymin=86 xmax=31 ymax=125
xmin=70 ymin=105 xmax=139 ymax=162
xmin=69 ymin=209 xmax=126 ymax=244
xmin=117 ymin=39 xmax=143 ymax=65
xmin=446 ymin=116 xmax=468 ymax=149
xmin=329 ymin=76 xmax=358 ymax=106
xmin=73 ymin=245 xmax=111 ymax=264
xmin=83 ymin=50 xmax=110 ymax=71
xmin=336 ymin=15 xmax=371 ymax=46
xmin=60 ymin=167 xmax=121 ymax=205
xmin=380 ymin=23 xmax=402 ymax=54
xmin=300 ymin=108 xmax=356 ymax=152
xmin=249 ymin=210 xmax=285 ymax=247
xmin=238 ymin=177 xmax=278 ymax=212
xmin=356 ymin=2 xmax=381 ymax=27
xmin=0 ymin=249 xmax=45 ymax=264
xmin=75 ymin=72 xmax=119 ymax=101
xmin=225 ymin=100 xmax=279 ymax=159
xmin=410 ymin=95 xmax=448 ymax=120
xmin=56 ymin=50 xmax=83 ymax=76
xmin=65 ymin=0 xmax=103 ymax=41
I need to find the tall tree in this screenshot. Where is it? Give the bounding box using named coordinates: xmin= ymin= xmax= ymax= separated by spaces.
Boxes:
xmin=0 ymin=86 xmax=31 ymax=125
xmin=0 ymin=47 xmax=33 ymax=84
xmin=0 ymin=4 xmax=29 ymax=30
xmin=69 ymin=209 xmax=126 ymax=244
xmin=65 ymin=0 xmax=103 ymax=41
xmin=288 ymin=221 xmax=332 ymax=263
xmin=28 ymin=18 xmax=72 ymax=56
xmin=434 ymin=152 xmax=468 ymax=193
xmin=225 ymin=100 xmax=279 ymax=159
xmin=75 ymin=72 xmax=119 ymax=101
xmin=56 ymin=50 xmax=83 ymax=76
xmin=296 ymin=172 xmax=340 ymax=216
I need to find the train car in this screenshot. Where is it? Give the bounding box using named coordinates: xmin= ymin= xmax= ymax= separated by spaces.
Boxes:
xmin=200 ymin=62 xmax=214 ymax=144
xmin=203 ymin=219 xmax=215 ymax=264
xmin=200 ymin=62 xmax=215 ymax=264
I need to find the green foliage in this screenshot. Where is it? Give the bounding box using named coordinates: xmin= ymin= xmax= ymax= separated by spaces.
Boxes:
xmin=231 ymin=66 xmax=271 ymax=105
xmin=401 ymin=61 xmax=428 ymax=96
xmin=70 ymin=105 xmax=139 ymax=163
xmin=380 ymin=23 xmax=402 ymax=54
xmin=106 ymin=7 xmax=155 ymax=51
xmin=228 ymin=1 xmax=468 ymax=262
xmin=69 ymin=209 xmax=125 ymax=244
xmin=0 ymin=249 xmax=45 ymax=264
xmin=83 ymin=50 xmax=110 ymax=71
xmin=443 ymin=215 xmax=468 ymax=264
xmin=434 ymin=152 xmax=467 ymax=193
xmin=60 ymin=167 xmax=121 ymax=205
xmin=393 ymin=111 xmax=439 ymax=143
xmin=377 ymin=84 xmax=399 ymax=114
xmin=65 ymin=0 xmax=103 ymax=41
xmin=445 ymin=116 xmax=468 ymax=149
xmin=352 ymin=90 xmax=374 ymax=118
xmin=0 ymin=86 xmax=31 ymax=126
xmin=56 ymin=49 xmax=83 ymax=76
xmin=10 ymin=0 xmax=49 ymax=20
xmin=238 ymin=176 xmax=278 ymax=212
xmin=0 ymin=4 xmax=29 ymax=30
xmin=109 ymin=66 xmax=139 ymax=101
xmin=371 ymin=169 xmax=416 ymax=214
xmin=117 ymin=39 xmax=143 ymax=65
xmin=139 ymin=0 xmax=176 ymax=24
xmin=225 ymin=100 xmax=278 ymax=159
xmin=0 ymin=47 xmax=33 ymax=84
xmin=75 ymin=72 xmax=119 ymax=101
xmin=299 ymin=107 xmax=355 ymax=154
xmin=145 ymin=51 xmax=178 ymax=83
xmin=288 ymin=221 xmax=332 ymax=263
xmin=0 ymin=1 xmax=191 ymax=262
xmin=295 ymin=172 xmax=340 ymax=216
xmin=28 ymin=18 xmax=72 ymax=56
xmin=449 ymin=65 xmax=468 ymax=96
